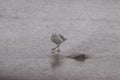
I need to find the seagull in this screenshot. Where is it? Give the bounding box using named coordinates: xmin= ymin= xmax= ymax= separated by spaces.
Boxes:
xmin=51 ymin=33 xmax=67 ymax=52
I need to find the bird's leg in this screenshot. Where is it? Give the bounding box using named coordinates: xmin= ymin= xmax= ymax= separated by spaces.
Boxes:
xmin=52 ymin=47 xmax=57 ymax=50
xmin=52 ymin=45 xmax=59 ymax=51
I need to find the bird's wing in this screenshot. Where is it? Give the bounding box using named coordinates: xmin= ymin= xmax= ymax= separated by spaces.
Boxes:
xmin=59 ymin=34 xmax=64 ymax=39
xmin=59 ymin=34 xmax=67 ymax=41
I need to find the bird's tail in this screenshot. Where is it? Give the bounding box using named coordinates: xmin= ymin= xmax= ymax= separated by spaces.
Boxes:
xmin=63 ymin=38 xmax=67 ymax=41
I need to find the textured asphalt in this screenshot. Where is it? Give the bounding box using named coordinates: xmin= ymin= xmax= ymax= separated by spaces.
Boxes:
xmin=0 ymin=0 xmax=120 ymax=80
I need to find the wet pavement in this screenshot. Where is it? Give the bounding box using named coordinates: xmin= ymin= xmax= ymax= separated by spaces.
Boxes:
xmin=0 ymin=0 xmax=120 ymax=80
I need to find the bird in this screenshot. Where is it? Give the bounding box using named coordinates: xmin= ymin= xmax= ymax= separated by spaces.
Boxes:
xmin=51 ymin=33 xmax=67 ymax=52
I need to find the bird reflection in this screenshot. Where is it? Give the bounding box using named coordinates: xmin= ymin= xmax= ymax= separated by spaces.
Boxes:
xmin=50 ymin=53 xmax=63 ymax=69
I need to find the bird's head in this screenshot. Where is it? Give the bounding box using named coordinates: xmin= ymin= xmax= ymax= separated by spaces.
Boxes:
xmin=52 ymin=33 xmax=57 ymax=36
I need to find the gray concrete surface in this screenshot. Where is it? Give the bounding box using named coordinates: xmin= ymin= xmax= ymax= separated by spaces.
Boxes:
xmin=0 ymin=0 xmax=120 ymax=80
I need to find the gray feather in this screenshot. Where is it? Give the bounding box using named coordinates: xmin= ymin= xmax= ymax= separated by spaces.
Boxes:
xmin=59 ymin=34 xmax=67 ymax=41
